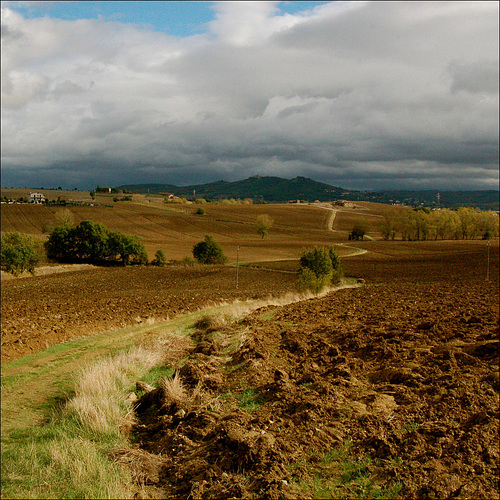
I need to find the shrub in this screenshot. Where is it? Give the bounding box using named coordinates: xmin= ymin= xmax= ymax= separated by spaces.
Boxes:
xmin=1 ymin=232 xmax=45 ymax=276
xmin=192 ymin=235 xmax=227 ymax=265
xmin=195 ymin=208 xmax=205 ymax=215
xmin=296 ymin=267 xmax=331 ymax=294
xmin=151 ymin=249 xmax=167 ymax=267
xmin=297 ymin=246 xmax=343 ymax=293
xmin=329 ymin=246 xmax=343 ymax=284
xmin=300 ymin=247 xmax=333 ymax=279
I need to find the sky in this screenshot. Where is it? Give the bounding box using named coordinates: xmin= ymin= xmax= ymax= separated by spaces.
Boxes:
xmin=1 ymin=1 xmax=499 ymax=191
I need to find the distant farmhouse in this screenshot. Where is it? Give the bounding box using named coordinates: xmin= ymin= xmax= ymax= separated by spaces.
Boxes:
xmin=159 ymin=192 xmax=176 ymax=200
xmin=333 ymin=200 xmax=355 ymax=208
xmin=29 ymin=192 xmax=45 ymax=204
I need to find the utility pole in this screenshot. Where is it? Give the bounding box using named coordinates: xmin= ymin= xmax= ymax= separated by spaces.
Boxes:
xmin=236 ymin=245 xmax=240 ymax=289
xmin=486 ymin=240 xmax=491 ymax=282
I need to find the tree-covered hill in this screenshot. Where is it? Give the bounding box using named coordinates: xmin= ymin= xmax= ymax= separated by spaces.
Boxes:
xmin=118 ymin=176 xmax=348 ymax=203
xmin=117 ymin=176 xmax=499 ymax=210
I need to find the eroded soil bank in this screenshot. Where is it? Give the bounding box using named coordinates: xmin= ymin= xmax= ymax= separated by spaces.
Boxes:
xmin=127 ymin=247 xmax=499 ymax=499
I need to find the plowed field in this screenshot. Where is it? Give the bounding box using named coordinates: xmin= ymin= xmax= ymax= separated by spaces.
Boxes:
xmin=1 ymin=265 xmax=298 ymax=364
xmin=128 ymin=243 xmax=499 ymax=499
xmin=1 ymin=229 xmax=498 ymax=499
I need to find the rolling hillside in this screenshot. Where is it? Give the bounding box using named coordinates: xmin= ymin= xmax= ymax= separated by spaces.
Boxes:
xmin=117 ymin=176 xmax=499 ymax=210
xmin=118 ymin=176 xmax=347 ymax=203
xmin=1 ymin=201 xmax=386 ymax=262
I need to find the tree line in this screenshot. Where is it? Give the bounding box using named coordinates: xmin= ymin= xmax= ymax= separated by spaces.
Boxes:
xmin=45 ymin=220 xmax=149 ymax=265
xmin=1 ymin=220 xmax=161 ymax=276
xmin=380 ymin=207 xmax=499 ymax=241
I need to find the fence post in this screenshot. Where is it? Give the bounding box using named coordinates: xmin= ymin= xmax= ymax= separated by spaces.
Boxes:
xmin=486 ymin=240 xmax=491 ymax=282
xmin=236 ymin=245 xmax=240 ymax=289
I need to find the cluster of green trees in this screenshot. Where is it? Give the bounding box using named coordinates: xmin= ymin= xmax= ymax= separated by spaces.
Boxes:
xmin=297 ymin=246 xmax=343 ymax=293
xmin=45 ymin=220 xmax=148 ymax=265
xmin=381 ymin=207 xmax=499 ymax=241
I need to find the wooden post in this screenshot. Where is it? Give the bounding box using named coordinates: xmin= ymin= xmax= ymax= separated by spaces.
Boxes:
xmin=236 ymin=245 xmax=240 ymax=289
xmin=486 ymin=240 xmax=491 ymax=282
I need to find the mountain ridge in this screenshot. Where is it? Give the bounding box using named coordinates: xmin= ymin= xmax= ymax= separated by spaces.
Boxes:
xmin=117 ymin=176 xmax=499 ymax=210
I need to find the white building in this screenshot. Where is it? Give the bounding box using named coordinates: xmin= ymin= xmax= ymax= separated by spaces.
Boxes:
xmin=29 ymin=192 xmax=45 ymax=204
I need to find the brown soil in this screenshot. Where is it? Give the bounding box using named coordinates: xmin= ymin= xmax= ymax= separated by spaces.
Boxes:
xmin=1 ymin=239 xmax=498 ymax=499
xmin=1 ymin=265 xmax=297 ymax=364
xmin=126 ymin=244 xmax=499 ymax=499
xmin=0 ymin=202 xmax=350 ymax=262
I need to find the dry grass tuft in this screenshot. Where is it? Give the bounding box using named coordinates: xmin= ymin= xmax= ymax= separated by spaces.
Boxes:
xmin=210 ymin=327 xmax=249 ymax=358
xmin=66 ymin=346 xmax=165 ymax=435
xmin=161 ymin=373 xmax=222 ymax=412
xmin=155 ymin=330 xmax=195 ymax=367
xmin=109 ymin=446 xmax=169 ymax=486
xmin=161 ymin=372 xmax=189 ymax=406
xmin=194 ymin=313 xmax=227 ymax=331
xmin=66 ymin=329 xmax=195 ymax=435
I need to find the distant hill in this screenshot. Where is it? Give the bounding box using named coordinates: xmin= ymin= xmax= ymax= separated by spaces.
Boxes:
xmin=117 ymin=176 xmax=499 ymax=210
xmin=118 ymin=176 xmax=348 ymax=203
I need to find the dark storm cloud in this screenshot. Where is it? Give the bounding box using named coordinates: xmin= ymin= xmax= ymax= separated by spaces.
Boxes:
xmin=1 ymin=1 xmax=498 ymax=190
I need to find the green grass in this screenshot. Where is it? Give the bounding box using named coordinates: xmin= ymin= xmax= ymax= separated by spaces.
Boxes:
xmin=236 ymin=388 xmax=264 ymax=412
xmin=222 ymin=388 xmax=265 ymax=413
xmin=398 ymin=420 xmax=420 ymax=435
xmin=1 ymin=411 xmax=133 ymax=499
xmin=138 ymin=365 xmax=175 ymax=388
xmin=260 ymin=310 xmax=277 ymax=321
xmin=288 ymin=442 xmax=403 ymax=500
xmin=1 ymin=302 xmax=250 ymax=499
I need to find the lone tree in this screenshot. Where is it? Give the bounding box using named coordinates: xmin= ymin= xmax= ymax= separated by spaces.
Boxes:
xmin=55 ymin=208 xmax=75 ymax=227
xmin=349 ymin=220 xmax=367 ymax=240
xmin=192 ymin=235 xmax=227 ymax=264
xmin=255 ymin=214 xmax=274 ymax=239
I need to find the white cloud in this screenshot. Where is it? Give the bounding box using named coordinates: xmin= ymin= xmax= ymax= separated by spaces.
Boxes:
xmin=1 ymin=1 xmax=498 ymax=190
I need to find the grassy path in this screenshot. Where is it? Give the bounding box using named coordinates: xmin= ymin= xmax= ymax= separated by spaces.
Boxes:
xmin=1 ymin=305 xmax=230 ymax=499
xmin=1 ymin=302 xmax=241 ymax=436
xmin=1 ymin=283 xmax=358 ymax=499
